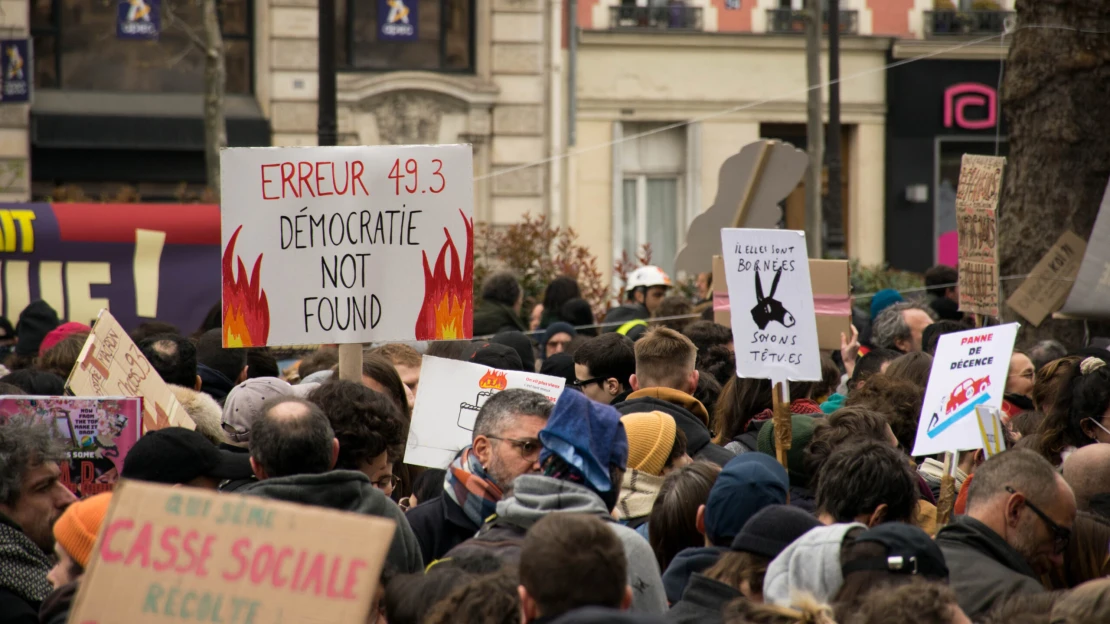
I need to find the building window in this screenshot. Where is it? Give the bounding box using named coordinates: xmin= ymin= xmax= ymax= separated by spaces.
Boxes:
xmin=616 ymin=123 xmax=685 ymax=275
xmin=338 ymin=0 xmax=473 ymax=72
xmin=32 ymin=0 xmax=253 ymax=93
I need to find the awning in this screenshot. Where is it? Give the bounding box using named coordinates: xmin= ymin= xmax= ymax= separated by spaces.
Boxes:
xmin=31 ymin=90 xmax=271 ymax=150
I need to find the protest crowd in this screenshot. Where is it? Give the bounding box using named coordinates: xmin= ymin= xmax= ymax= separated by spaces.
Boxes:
xmin=2 ymin=259 xmax=1110 ymax=624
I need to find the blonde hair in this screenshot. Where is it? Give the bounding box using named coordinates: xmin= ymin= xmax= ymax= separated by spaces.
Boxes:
xmin=724 ymin=593 xmax=836 ymax=624
xmin=1051 ymin=578 xmax=1110 ymax=624
xmin=634 ymin=327 xmax=697 ymax=390
xmin=369 ymin=343 xmax=422 ymax=368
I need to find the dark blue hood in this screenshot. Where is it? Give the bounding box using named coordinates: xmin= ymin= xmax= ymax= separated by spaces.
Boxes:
xmin=661 ymin=546 xmax=725 ymax=604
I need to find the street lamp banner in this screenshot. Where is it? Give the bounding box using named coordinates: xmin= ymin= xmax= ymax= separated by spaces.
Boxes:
xmin=117 ymin=0 xmax=161 ymax=40
xmin=0 ymin=39 xmax=31 ymax=104
xmin=378 ymin=0 xmax=418 ymax=41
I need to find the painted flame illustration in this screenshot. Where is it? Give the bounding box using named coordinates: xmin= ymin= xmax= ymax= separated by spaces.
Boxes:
xmin=415 ymin=210 xmax=474 ymax=340
xmin=222 ymin=226 xmax=270 ymax=347
xmin=478 ymin=369 xmax=509 ymax=390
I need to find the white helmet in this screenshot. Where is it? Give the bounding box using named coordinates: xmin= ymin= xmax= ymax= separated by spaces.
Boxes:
xmin=626 ymin=266 xmax=673 ymax=292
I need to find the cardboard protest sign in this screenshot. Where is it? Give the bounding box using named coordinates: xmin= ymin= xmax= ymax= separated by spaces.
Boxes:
xmin=1060 ymin=178 xmax=1110 ymax=320
xmin=406 ymin=355 xmax=566 ymax=468
xmin=955 ymin=154 xmax=1005 ymax=317
xmin=0 ymin=202 xmax=220 ymax=331
xmin=220 ymin=145 xmax=475 ymax=348
xmin=1007 ymin=230 xmax=1085 ymax=326
xmin=0 ymin=396 xmax=141 ymax=497
xmin=70 ymin=480 xmax=395 ymax=624
xmin=711 ymin=256 xmax=850 ymax=351
xmin=975 ymin=405 xmax=1006 ymax=459
xmin=720 ymin=229 xmax=821 ymax=383
xmin=67 ymin=309 xmax=195 ymax=433
xmin=675 ymin=140 xmax=808 ymax=275
xmin=911 ymin=323 xmax=1017 ymax=456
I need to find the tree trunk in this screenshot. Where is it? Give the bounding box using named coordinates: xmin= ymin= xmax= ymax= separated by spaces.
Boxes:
xmin=202 ymin=0 xmax=227 ymax=200
xmin=999 ymin=0 xmax=1110 ymax=348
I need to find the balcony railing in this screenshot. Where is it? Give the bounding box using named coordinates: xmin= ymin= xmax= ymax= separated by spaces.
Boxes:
xmin=765 ymin=9 xmax=859 ymax=35
xmin=924 ymin=10 xmax=1013 ymax=36
xmin=609 ymin=5 xmax=704 ymax=31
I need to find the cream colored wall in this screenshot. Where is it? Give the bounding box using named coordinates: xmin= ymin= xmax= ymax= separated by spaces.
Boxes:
xmin=698 ymin=121 xmax=761 ymax=214
xmin=849 ymin=122 xmax=885 ymax=266
xmin=570 ymin=120 xmax=615 ymax=265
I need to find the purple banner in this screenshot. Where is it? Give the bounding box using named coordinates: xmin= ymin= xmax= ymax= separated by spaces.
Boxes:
xmin=0 ymin=203 xmax=220 ymax=334
xmin=117 ymin=0 xmax=161 ymax=40
xmin=0 ymin=39 xmax=30 ymax=104
xmin=379 ymin=0 xmax=418 ymax=41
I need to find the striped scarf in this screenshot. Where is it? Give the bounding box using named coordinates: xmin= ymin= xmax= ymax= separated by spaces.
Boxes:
xmin=444 ymin=447 xmax=503 ymax=529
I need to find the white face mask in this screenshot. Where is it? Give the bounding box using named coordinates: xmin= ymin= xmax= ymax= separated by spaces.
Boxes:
xmin=1086 ymin=417 xmax=1110 ymax=442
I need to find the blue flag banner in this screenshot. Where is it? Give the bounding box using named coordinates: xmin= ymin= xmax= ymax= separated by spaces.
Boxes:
xmin=117 ymin=0 xmax=161 ymax=40
xmin=379 ymin=0 xmax=418 ymax=41
xmin=0 ymin=39 xmax=31 ymax=104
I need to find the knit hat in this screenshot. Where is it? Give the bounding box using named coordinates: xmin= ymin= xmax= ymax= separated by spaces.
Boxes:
xmin=122 ymin=427 xmax=253 ymax=485
xmin=462 ymin=342 xmax=525 ymax=372
xmin=763 ymin=522 xmax=866 ymax=607
xmin=843 ymin=523 xmax=949 ymax=580
xmin=731 ymin=504 xmax=823 ymax=559
xmin=542 ymin=322 xmax=578 ymax=354
xmin=53 ymin=492 xmax=113 ymax=567
xmin=14 ymin=301 xmax=60 ymax=356
xmin=221 ymin=377 xmax=296 ymax=443
xmin=38 ymin=322 xmax=91 ymax=355
xmin=757 ymin=414 xmax=818 ymax=487
xmin=540 ymin=353 xmax=578 ymax=389
xmin=539 ymin=389 xmax=629 ymax=494
xmin=621 ymin=412 xmax=678 ymax=476
xmin=705 ymin=453 xmax=789 ymax=546
xmin=0 ymin=317 xmax=14 ymax=341
xmin=490 ymin=331 xmax=536 ymax=373
xmin=869 ymin=289 xmax=904 ymax=321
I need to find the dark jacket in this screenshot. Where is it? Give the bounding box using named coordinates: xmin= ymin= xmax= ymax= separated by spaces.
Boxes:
xmin=445 ymin=475 xmax=667 ymax=614
xmin=603 ymin=302 xmax=650 ymax=331
xmin=240 ymin=470 xmax=424 ymax=574
xmin=666 ymin=573 xmax=741 ymax=624
xmin=405 ymin=492 xmax=479 ymax=564
xmin=37 ymin=582 xmax=76 ymax=624
xmin=615 ymin=390 xmax=734 ymax=467
xmin=660 ymin=546 xmax=725 ymax=605
xmin=936 ymin=516 xmax=1045 ymax=618
xmin=0 ymin=514 xmax=51 ymax=624
xmin=473 ymin=301 xmax=527 ymax=336
xmin=197 ymin=363 xmax=236 ymax=403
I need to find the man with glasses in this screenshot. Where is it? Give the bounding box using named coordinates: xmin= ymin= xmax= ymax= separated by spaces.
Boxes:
xmin=405 ymin=389 xmax=552 ymax=564
xmin=936 ymin=449 xmax=1076 ymax=618
xmin=573 ymin=333 xmax=637 ymax=405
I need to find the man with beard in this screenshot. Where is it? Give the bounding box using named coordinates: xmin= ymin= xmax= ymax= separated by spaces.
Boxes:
xmin=405 ymin=389 xmax=553 ymax=563
xmin=0 ymin=420 xmax=76 ymax=624
xmin=937 ymin=449 xmax=1075 ymax=618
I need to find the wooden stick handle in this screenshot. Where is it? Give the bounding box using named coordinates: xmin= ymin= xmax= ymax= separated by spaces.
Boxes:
xmin=772 ymin=381 xmax=792 ymax=470
xmin=337 ymin=344 xmax=363 ymax=382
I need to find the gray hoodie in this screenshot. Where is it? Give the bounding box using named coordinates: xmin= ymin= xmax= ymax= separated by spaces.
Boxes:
xmin=240 ymin=470 xmax=424 ymax=574
xmin=494 ymin=474 xmax=668 ymax=614
xmin=762 ymin=522 xmax=865 ymax=607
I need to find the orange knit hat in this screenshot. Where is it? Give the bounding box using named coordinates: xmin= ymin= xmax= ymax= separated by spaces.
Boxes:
xmin=53 ymin=492 xmax=113 ymax=568
xmin=620 ymin=411 xmax=677 ymax=476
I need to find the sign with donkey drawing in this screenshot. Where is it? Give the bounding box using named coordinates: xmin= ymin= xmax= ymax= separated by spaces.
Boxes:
xmin=721 ymin=228 xmax=821 ymax=384
xmin=911 ymin=323 xmax=1017 ymax=457
xmin=220 ymin=145 xmax=474 ymax=348
xmin=405 ymin=355 xmax=566 ymax=468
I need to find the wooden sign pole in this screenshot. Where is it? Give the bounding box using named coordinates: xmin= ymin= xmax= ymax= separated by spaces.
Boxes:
xmin=936 ymin=451 xmax=957 ymax=528
xmin=337 ymin=343 xmax=363 ymax=382
xmin=772 ymin=380 xmax=792 ymax=469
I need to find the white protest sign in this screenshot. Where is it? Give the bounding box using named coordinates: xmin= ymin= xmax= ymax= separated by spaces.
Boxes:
xmin=975 ymin=406 xmax=1006 ymax=459
xmin=405 ymin=355 xmax=566 ymax=468
xmin=220 ymin=145 xmax=474 ymax=347
xmin=911 ymin=323 xmax=1018 ymax=456
xmin=721 ymin=228 xmax=821 ymax=383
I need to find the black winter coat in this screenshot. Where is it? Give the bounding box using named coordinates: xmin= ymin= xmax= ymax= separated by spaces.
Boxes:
xmin=666 ymin=574 xmax=742 ymax=624
xmin=405 ymin=494 xmax=479 ymax=564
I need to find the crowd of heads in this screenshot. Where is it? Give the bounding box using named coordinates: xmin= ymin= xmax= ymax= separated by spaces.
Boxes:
xmin=2 ymin=265 xmax=1110 ymax=624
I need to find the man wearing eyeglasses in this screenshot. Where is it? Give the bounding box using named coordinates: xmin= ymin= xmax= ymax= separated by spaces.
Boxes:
xmin=572 ymin=333 xmax=637 ymax=405
xmin=936 ymin=449 xmax=1076 ymax=619
xmin=406 ymin=389 xmax=553 ymax=564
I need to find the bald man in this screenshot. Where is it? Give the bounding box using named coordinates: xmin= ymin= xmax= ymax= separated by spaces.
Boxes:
xmin=1062 ymin=444 xmax=1110 ymax=519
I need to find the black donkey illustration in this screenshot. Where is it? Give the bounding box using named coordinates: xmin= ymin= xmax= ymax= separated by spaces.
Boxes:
xmin=750 ymin=268 xmax=796 ymax=330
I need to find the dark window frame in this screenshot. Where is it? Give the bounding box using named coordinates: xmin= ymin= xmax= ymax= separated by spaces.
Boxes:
xmin=339 ymin=0 xmax=476 ymax=74
xmin=31 ymin=0 xmax=255 ymax=94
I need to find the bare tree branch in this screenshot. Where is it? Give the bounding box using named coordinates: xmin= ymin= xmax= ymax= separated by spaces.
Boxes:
xmin=162 ymin=0 xmax=207 ymax=50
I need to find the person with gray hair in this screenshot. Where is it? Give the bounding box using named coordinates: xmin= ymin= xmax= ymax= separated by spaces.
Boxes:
xmin=1061 ymin=444 xmax=1110 ymax=517
xmin=405 ymin=388 xmax=553 ymax=563
xmin=871 ymin=301 xmax=936 ymax=353
xmin=240 ymin=396 xmax=423 ymax=573
xmin=1029 ymin=339 xmax=1068 ymax=372
xmin=0 ymin=419 xmax=76 ymax=622
xmin=936 ymin=449 xmax=1077 ymax=618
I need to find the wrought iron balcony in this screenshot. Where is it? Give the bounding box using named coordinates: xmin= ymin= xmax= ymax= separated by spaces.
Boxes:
xmin=924 ymin=10 xmax=1013 ymax=36
xmin=765 ymin=9 xmax=859 ymax=34
xmin=608 ymin=5 xmax=704 ymax=31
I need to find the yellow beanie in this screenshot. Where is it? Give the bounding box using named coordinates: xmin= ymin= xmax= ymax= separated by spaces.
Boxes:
xmin=620 ymin=411 xmax=678 ymax=476
xmin=53 ymin=492 xmax=113 ymax=568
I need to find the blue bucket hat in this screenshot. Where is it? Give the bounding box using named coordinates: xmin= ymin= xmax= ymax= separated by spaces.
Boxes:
xmin=539 ymin=389 xmax=629 ymax=494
